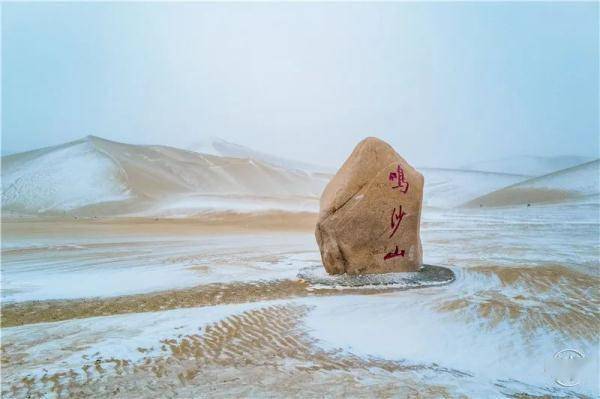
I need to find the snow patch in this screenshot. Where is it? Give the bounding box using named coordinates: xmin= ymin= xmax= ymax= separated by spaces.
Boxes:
xmin=2 ymin=140 xmax=130 ymax=212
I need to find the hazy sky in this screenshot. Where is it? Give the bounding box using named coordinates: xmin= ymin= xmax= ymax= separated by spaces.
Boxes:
xmin=2 ymin=2 xmax=598 ymax=168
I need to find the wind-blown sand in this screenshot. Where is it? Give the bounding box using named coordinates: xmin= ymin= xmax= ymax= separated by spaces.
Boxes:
xmin=2 ymin=139 xmax=599 ymax=397
xmin=2 ymin=211 xmax=318 ymax=237
xmin=2 ymin=203 xmax=598 ymax=398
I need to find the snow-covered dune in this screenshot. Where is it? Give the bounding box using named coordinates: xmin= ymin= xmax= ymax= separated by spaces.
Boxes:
xmin=1 ymin=136 xmax=330 ymax=216
xmin=1 ymin=139 xmax=131 ymax=214
xmin=188 ymin=137 xmax=335 ymax=174
xmin=421 ymin=168 xmax=528 ymax=208
xmin=463 ymin=160 xmax=600 ymax=207
xmin=4 ymin=136 xmax=593 ymax=215
xmin=462 ymin=155 xmax=593 ymax=177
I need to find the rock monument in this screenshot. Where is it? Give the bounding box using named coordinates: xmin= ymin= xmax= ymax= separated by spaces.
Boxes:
xmin=315 ymin=137 xmax=424 ymax=274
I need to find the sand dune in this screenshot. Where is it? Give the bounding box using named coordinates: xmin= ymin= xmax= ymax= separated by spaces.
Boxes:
xmin=463 ymin=159 xmax=600 ymax=207
xmin=462 ymin=155 xmax=593 ymax=177
xmin=188 ymin=136 xmax=335 ymax=173
xmin=420 ymin=168 xmax=528 ymax=208
xmin=1 ymin=136 xmax=330 ymax=215
xmin=3 ymin=136 xmax=596 ymax=215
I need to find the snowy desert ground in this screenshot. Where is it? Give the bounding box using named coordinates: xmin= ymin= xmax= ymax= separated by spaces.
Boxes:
xmin=1 ymin=137 xmax=599 ymax=398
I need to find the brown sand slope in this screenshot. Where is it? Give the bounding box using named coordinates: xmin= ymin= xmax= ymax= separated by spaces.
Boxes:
xmin=1 ymin=136 xmax=331 ymax=216
xmin=462 ymin=159 xmax=599 ymax=207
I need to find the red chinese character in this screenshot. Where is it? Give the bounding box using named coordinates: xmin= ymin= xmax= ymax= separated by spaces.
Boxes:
xmin=384 ymin=245 xmax=405 ymax=260
xmin=388 ymin=165 xmax=409 ymax=194
xmin=389 ymin=206 xmax=406 ymax=238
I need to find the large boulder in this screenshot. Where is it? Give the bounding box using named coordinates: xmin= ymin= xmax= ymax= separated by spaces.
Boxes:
xmin=315 ymin=137 xmax=424 ymax=274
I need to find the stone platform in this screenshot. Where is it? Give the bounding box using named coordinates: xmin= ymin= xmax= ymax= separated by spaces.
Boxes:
xmin=297 ymin=264 xmax=455 ymax=289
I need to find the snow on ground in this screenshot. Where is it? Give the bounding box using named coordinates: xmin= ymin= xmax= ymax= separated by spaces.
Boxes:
xmin=3 ymin=202 xmax=598 ymax=303
xmin=302 ymin=275 xmax=598 ymax=396
xmin=305 ymin=244 xmax=600 ymax=396
xmin=1 ymin=233 xmax=320 ymax=303
xmin=1 ymin=301 xmax=275 ymax=377
xmin=1 ymin=202 xmax=598 ymax=397
xmin=421 ymin=202 xmax=600 ymax=276
xmin=3 ymin=281 xmax=598 ymax=397
xmin=2 ymin=139 xmax=598 ymax=397
xmin=131 ymin=194 xmax=319 ymax=217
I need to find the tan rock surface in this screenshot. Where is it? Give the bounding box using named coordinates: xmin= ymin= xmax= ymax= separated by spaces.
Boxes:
xmin=315 ymin=137 xmax=424 ymax=274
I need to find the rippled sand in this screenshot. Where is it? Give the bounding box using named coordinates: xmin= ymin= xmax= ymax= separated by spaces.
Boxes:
xmin=437 ymin=265 xmax=600 ymax=340
xmin=2 ymin=204 xmax=599 ymax=398
xmin=4 ymin=304 xmax=469 ymax=398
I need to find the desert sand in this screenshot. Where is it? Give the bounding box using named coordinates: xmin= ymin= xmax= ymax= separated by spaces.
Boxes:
xmin=2 ymin=137 xmax=599 ymax=398
xmin=2 ymin=203 xmax=599 ymax=398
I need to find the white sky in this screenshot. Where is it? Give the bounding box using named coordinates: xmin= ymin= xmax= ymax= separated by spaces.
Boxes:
xmin=2 ymin=2 xmax=599 ymax=168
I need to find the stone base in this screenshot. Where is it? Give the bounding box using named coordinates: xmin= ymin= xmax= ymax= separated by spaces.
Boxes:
xmin=297 ymin=264 xmax=454 ymax=289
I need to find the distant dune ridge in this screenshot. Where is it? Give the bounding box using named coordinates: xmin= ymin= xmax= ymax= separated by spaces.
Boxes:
xmin=462 ymin=155 xmax=594 ymax=177
xmin=420 ymin=168 xmax=529 ymax=209
xmin=1 ymin=136 xmax=330 ymax=216
xmin=1 ymin=136 xmax=597 ymax=216
xmin=463 ymin=159 xmax=600 ymax=208
xmin=187 ymin=137 xmax=336 ymax=174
